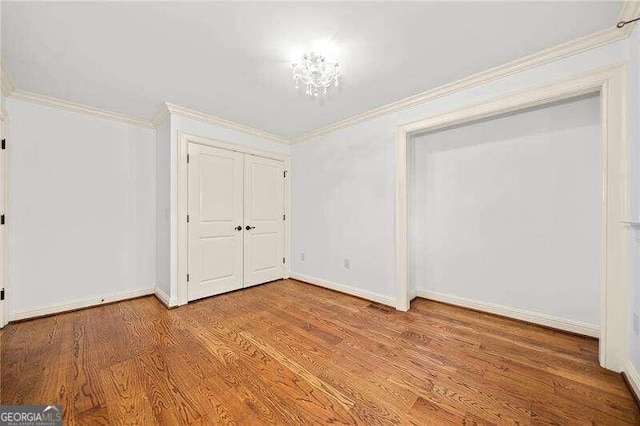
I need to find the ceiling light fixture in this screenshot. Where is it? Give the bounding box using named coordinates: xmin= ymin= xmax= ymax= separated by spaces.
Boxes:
xmin=291 ymin=52 xmax=341 ymax=97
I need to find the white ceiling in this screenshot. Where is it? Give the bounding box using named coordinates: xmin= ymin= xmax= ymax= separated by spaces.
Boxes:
xmin=2 ymin=2 xmax=624 ymax=138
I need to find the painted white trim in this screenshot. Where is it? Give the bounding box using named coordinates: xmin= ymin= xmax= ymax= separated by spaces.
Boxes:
xmin=409 ymin=287 xmax=417 ymax=301
xmin=290 ymin=273 xmax=395 ymax=308
xmin=291 ymin=1 xmax=640 ymax=144
xmin=154 ymin=286 xmax=177 ymax=308
xmin=151 ymin=102 xmax=170 ymax=127
xmin=624 ymin=360 xmax=640 ymax=402
xmin=0 ymin=60 xmax=15 ymax=97
xmin=160 ymin=102 xmax=290 ymax=145
xmin=0 ymin=59 xmax=154 ymax=128
xmin=416 ymin=290 xmax=599 ymax=338
xmin=177 ymin=132 xmax=291 ymax=307
xmin=179 ymin=132 xmax=289 ymax=162
xmin=7 ymin=287 xmax=155 ymax=322
xmin=284 ymin=161 xmax=292 ymax=280
xmin=396 ymin=64 xmax=629 ymax=372
xmin=8 ymin=90 xmax=154 ymax=128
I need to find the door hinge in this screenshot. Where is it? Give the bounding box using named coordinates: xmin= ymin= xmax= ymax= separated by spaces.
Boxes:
xmin=1 ymin=288 xmax=5 ymax=301
xmin=283 ymin=257 xmax=286 ymax=264
xmin=1 ymin=139 xmax=5 ymax=150
xmin=0 ymin=214 xmax=4 ymax=225
xmin=284 ymin=170 xmax=287 ymax=178
xmin=187 ymin=214 xmax=190 ymax=223
xmin=187 ymin=274 xmax=190 ymax=282
xmin=283 ymin=214 xmax=285 ymax=221
xmin=187 ymin=154 xmax=190 ymax=163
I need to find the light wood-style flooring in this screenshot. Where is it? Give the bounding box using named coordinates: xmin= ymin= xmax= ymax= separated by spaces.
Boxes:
xmin=2 ymin=279 xmax=639 ymax=424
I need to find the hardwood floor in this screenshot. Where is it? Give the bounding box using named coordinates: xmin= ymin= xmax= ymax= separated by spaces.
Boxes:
xmin=2 ymin=279 xmax=638 ymax=424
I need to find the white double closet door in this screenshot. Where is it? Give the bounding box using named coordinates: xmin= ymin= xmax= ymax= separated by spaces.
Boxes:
xmin=188 ymin=143 xmax=285 ymax=301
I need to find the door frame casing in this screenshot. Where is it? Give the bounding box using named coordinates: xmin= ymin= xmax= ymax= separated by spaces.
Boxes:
xmin=177 ymin=132 xmax=291 ymax=307
xmin=395 ymin=63 xmax=629 ymax=372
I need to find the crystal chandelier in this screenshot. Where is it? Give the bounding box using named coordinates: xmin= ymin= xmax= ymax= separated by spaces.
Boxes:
xmin=291 ymin=52 xmax=341 ymax=97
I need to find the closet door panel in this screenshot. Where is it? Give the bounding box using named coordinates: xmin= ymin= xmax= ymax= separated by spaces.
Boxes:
xmin=188 ymin=143 xmax=244 ymax=301
xmin=243 ymin=155 xmax=284 ymax=287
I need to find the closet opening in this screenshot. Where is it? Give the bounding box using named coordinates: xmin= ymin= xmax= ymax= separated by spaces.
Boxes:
xmin=395 ymin=65 xmax=629 ymax=371
xmin=408 ymin=93 xmax=601 ymax=342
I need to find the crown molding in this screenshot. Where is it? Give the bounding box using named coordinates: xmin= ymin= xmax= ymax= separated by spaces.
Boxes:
xmin=159 ymin=102 xmax=291 ymax=145
xmin=1 ymin=60 xmax=15 ymax=97
xmin=291 ymin=2 xmax=640 ymax=144
xmin=2 ymin=56 xmax=153 ymax=128
xmin=8 ymin=90 xmax=154 ymax=128
xmin=151 ymin=102 xmax=170 ymax=127
xmin=1 ymin=54 xmax=288 ymax=140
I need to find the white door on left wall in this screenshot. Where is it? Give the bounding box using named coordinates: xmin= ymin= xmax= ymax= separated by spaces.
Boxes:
xmin=0 ymin=113 xmax=6 ymax=327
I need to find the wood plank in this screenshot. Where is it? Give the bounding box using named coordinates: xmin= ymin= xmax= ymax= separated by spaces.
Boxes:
xmin=66 ymin=310 xmax=108 ymax=417
xmin=99 ymin=359 xmax=155 ymax=425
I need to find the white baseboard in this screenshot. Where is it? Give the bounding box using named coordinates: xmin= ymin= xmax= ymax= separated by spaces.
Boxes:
xmin=290 ymin=273 xmax=396 ymax=308
xmin=409 ymin=287 xmax=418 ymax=301
xmin=416 ymin=289 xmax=599 ymax=338
xmin=8 ymin=287 xmax=155 ymax=322
xmin=154 ymin=286 xmax=178 ymax=308
xmin=624 ymin=360 xmax=640 ymax=402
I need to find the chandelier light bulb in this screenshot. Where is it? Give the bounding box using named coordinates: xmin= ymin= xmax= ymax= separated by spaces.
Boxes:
xmin=291 ymin=52 xmax=341 ymax=97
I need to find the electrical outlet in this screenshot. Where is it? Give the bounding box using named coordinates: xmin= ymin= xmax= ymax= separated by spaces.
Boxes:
xmin=344 ymin=258 xmax=351 ymax=269
xmin=301 ymin=253 xmax=305 ymax=261
xmin=634 ymin=312 xmax=639 ymax=336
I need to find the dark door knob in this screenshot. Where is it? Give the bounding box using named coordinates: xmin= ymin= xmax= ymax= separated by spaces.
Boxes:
xmin=235 ymin=226 xmax=242 ymax=231
xmin=246 ymin=226 xmax=255 ymax=230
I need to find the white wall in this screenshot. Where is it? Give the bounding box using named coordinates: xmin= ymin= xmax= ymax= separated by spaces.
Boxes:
xmin=158 ymin=114 xmax=290 ymax=303
xmin=410 ymin=95 xmax=600 ymax=326
xmin=6 ymin=98 xmax=156 ymax=316
xmin=291 ymin=38 xmax=628 ymax=302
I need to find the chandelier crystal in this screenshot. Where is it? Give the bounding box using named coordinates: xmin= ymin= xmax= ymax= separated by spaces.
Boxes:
xmin=291 ymin=52 xmax=341 ymax=97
